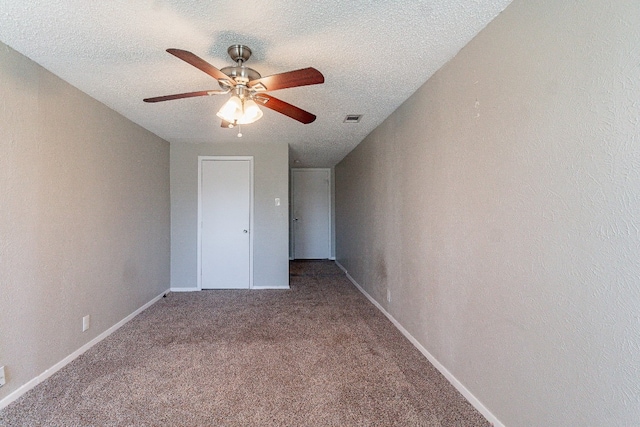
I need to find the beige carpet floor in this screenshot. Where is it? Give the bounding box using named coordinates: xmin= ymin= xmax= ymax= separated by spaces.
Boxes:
xmin=0 ymin=260 xmax=489 ymax=426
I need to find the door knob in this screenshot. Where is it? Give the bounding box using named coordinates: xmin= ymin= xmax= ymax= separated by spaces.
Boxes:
xmin=243 ymin=230 xmax=248 ymax=233
xmin=293 ymin=218 xmax=299 ymax=221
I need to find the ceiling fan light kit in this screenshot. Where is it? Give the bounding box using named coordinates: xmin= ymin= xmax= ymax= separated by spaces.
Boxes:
xmin=216 ymin=96 xmax=263 ymax=126
xmin=238 ymin=99 xmax=263 ymax=124
xmin=216 ymin=95 xmax=242 ymax=122
xmin=144 ymin=45 xmax=324 ymax=135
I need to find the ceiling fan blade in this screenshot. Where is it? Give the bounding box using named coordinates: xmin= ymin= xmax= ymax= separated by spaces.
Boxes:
xmin=143 ymin=90 xmax=227 ymax=103
xmin=254 ymin=94 xmax=317 ymax=124
xmin=166 ymin=48 xmax=235 ymax=86
xmin=249 ymin=67 xmax=324 ymax=92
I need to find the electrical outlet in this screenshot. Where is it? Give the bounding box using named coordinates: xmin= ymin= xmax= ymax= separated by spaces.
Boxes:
xmin=0 ymin=366 xmax=6 ymax=387
xmin=82 ymin=315 xmax=91 ymax=332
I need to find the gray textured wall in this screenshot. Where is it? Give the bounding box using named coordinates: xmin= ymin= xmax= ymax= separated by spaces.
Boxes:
xmin=335 ymin=0 xmax=640 ymax=425
xmin=170 ymin=142 xmax=289 ymax=289
xmin=0 ymin=43 xmax=170 ymax=401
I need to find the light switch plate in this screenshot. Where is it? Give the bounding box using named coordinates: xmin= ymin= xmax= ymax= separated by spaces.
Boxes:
xmin=0 ymin=366 xmax=6 ymax=387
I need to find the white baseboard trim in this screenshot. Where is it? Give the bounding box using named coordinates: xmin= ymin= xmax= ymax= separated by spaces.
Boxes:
xmin=170 ymin=287 xmax=199 ymax=292
xmin=333 ymin=261 xmax=503 ymax=427
xmin=335 ymin=260 xmax=347 ymax=274
xmin=170 ymin=286 xmax=290 ymax=291
xmin=0 ymin=289 xmax=169 ymax=410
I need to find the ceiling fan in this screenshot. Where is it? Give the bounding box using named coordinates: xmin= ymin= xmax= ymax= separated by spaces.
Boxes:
xmin=144 ymin=45 xmax=324 ymax=131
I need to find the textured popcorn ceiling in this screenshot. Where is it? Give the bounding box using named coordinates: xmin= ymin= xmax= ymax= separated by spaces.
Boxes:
xmin=0 ymin=0 xmax=512 ymax=167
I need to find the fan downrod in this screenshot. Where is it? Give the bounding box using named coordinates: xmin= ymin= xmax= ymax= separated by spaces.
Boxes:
xmin=219 ymin=45 xmax=261 ymax=87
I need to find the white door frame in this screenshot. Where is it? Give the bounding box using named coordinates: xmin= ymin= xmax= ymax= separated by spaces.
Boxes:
xmin=291 ymin=168 xmax=332 ymax=259
xmin=197 ymin=156 xmax=254 ymax=290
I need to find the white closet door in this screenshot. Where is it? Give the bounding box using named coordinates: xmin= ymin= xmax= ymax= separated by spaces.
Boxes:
xmin=292 ymin=168 xmax=331 ymax=259
xmin=200 ymin=158 xmax=252 ymax=289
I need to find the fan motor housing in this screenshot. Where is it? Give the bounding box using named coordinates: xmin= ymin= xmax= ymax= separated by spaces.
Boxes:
xmin=219 ymin=66 xmax=261 ymax=85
